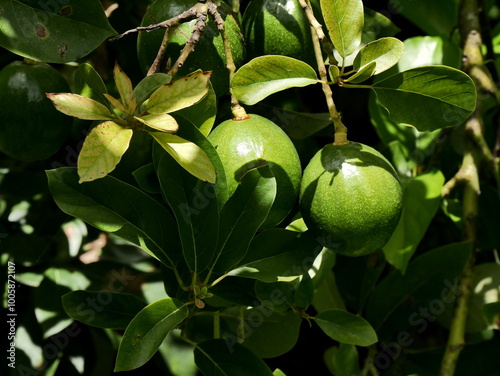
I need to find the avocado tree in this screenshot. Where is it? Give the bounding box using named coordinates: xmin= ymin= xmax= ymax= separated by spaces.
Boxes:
xmin=1 ymin=0 xmax=499 ymax=375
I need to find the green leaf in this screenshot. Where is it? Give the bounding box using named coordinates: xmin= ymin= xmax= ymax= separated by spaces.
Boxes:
xmin=132 ymin=163 xmax=161 ymax=194
xmin=114 ymin=298 xmax=188 ymax=372
xmin=47 ymin=93 xmax=115 ymax=120
xmin=345 ymin=61 xmax=376 ymax=84
xmin=228 ymin=230 xmax=320 ymax=282
xmin=113 ymin=62 xmax=133 ymax=108
xmin=324 ymin=344 xmax=360 ymax=376
xmin=0 ymin=0 xmax=116 ymax=63
xmin=147 ymin=71 xmax=211 ymax=114
xmin=133 ymin=73 xmax=172 ymax=105
xmin=320 ymin=0 xmax=364 ymax=58
xmin=135 ymin=113 xmax=179 ymax=133
xmin=221 ymin=308 xmax=302 ymax=358
xmin=73 ymin=63 xmax=108 ymax=105
xmin=194 ymin=339 xmax=274 ymax=376
xmin=211 ymin=166 xmax=277 ymax=274
xmin=314 ymin=309 xmax=378 ymax=346
xmin=231 ymin=56 xmax=318 ymax=105
xmin=175 ymin=82 xmax=217 ymax=136
xmin=273 ymin=370 xmax=286 ymax=376
xmin=157 ymin=149 xmax=219 ymax=274
xmin=255 ymin=280 xmax=296 ymax=313
xmin=62 ymin=291 xmax=146 ymax=329
xmin=46 ymin=167 xmax=180 ymax=266
xmin=353 ymin=37 xmax=404 ymax=76
xmin=77 ymin=121 xmax=133 ymax=183
xmin=365 ymin=241 xmax=473 ymax=329
xmin=396 ymin=0 xmax=458 ymax=37
xmin=372 ymin=66 xmax=477 ymax=130
xmin=363 ymin=8 xmax=400 ymax=43
xmin=383 ymin=169 xmax=445 ymax=272
xmin=150 ymin=132 xmax=216 ymax=183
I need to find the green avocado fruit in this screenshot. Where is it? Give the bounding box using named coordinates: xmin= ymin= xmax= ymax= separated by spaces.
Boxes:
xmin=0 ymin=61 xmax=71 ymax=162
xmin=300 ymin=142 xmax=402 ymax=256
xmin=243 ymin=0 xmax=315 ymax=66
xmin=208 ymin=114 xmax=302 ymax=228
xmin=137 ymin=0 xmax=245 ymax=97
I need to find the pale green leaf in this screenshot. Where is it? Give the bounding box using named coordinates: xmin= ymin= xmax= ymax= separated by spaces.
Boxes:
xmin=135 ymin=113 xmax=179 ymax=133
xmin=321 ymin=0 xmax=364 ymax=58
xmin=329 ymin=65 xmax=340 ymax=82
xmin=147 ymin=71 xmax=211 ymax=114
xmin=150 ymin=133 xmax=216 ymax=183
xmin=353 ymin=37 xmax=404 ymax=75
xmin=345 ymin=61 xmax=376 ymax=83
xmin=115 ymin=298 xmax=188 ymax=372
xmin=103 ymin=93 xmax=127 ymax=114
xmin=47 ymin=93 xmax=115 ymax=120
xmin=114 ymin=63 xmax=133 ymax=107
xmin=231 ymin=56 xmax=318 ymax=105
xmin=372 ymin=66 xmax=477 ymax=130
xmin=78 ymin=121 xmax=133 ymax=183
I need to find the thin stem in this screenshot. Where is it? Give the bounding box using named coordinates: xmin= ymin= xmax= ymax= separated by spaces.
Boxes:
xmin=213 ymin=311 xmax=221 ymax=339
xmin=299 ymin=0 xmax=347 ymax=144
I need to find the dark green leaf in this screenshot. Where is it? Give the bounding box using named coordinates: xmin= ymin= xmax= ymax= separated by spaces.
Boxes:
xmin=321 ymin=0 xmax=364 ymax=58
xmin=132 ymin=163 xmax=161 ymax=194
xmin=211 ymin=166 xmax=277 ymax=274
xmin=46 ymin=167 xmax=180 ymax=266
xmin=133 ymin=73 xmax=172 ymax=106
xmin=62 ymin=291 xmax=146 ymax=329
xmin=255 ymin=280 xmax=296 ymax=313
xmin=73 ymin=63 xmax=108 ymax=105
xmin=0 ymin=0 xmax=116 ymax=63
xmin=396 ymin=0 xmax=458 ymax=37
xmin=294 ymin=273 xmax=314 ymax=309
xmin=365 ymin=241 xmax=473 ymax=329
xmin=383 ymin=169 xmax=445 ymax=272
xmin=157 ymin=148 xmax=219 ymax=274
xmin=114 ymin=298 xmax=188 ymax=372
xmin=314 ymin=309 xmax=378 ymax=346
xmin=231 ymin=56 xmax=318 ymax=105
xmin=324 ymin=344 xmax=360 ymax=376
xmin=194 ymin=339 xmax=274 ymax=375
xmin=363 ymin=8 xmax=400 ymax=43
xmin=372 ymin=66 xmax=477 ymax=131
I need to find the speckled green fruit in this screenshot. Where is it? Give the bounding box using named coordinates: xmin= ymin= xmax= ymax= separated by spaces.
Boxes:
xmin=243 ymin=0 xmax=315 ymax=66
xmin=0 ymin=61 xmax=71 ymax=162
xmin=208 ymin=114 xmax=302 ymax=228
xmin=137 ymin=0 xmax=245 ymax=97
xmin=300 ymin=142 xmax=402 ymax=256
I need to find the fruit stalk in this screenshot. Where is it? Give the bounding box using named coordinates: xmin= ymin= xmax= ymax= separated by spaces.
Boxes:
xmin=439 ymin=0 xmax=496 ymax=374
xmin=299 ymin=0 xmax=347 ymax=145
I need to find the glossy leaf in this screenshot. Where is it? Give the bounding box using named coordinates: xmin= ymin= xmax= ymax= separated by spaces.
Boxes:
xmin=321 ymin=0 xmax=364 ymax=58
xmin=314 ymin=309 xmax=378 ymax=346
xmin=157 ymin=149 xmax=219 ymax=274
xmin=150 ymin=132 xmax=216 ymax=183
xmin=365 ymin=241 xmax=472 ymax=329
xmin=114 ymin=298 xmax=188 ymax=372
xmin=221 ymin=307 xmax=302 ymax=358
xmin=62 ymin=291 xmax=146 ymax=329
xmin=231 ymin=56 xmax=318 ymax=105
xmin=133 ymin=73 xmax=172 ymax=105
xmin=211 ymin=166 xmax=277 ymax=274
xmin=383 ymin=169 xmax=445 ymax=272
xmin=147 ymin=71 xmax=211 ymax=114
xmin=353 ymin=37 xmax=404 ymax=76
xmin=114 ymin=63 xmax=133 ymax=108
xmin=77 ymin=121 xmax=133 ymax=183
xmin=73 ymin=63 xmax=108 ymax=104
xmin=194 ymin=339 xmax=274 ymax=376
xmin=175 ymin=83 xmax=217 ymax=136
xmin=372 ymin=66 xmax=477 ymax=130
xmin=47 ymin=93 xmax=115 ymax=120
xmin=0 ymin=0 xmax=116 ymax=63
xmin=135 ymin=113 xmax=179 ymax=133
xmin=46 ymin=167 xmax=180 ymax=266
xmin=132 ymin=163 xmax=161 ymax=194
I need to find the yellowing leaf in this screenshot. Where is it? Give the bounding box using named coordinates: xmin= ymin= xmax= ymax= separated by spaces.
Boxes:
xmin=78 ymin=121 xmax=133 ymax=183
xmin=147 ymin=71 xmax=211 ymax=114
xmin=150 ymin=133 xmax=216 ymax=183
xmin=135 ymin=114 xmax=179 ymax=133
xmin=103 ymin=93 xmax=127 ymax=114
xmin=114 ymin=63 xmax=134 ymax=107
xmin=47 ymin=93 xmax=115 ymax=120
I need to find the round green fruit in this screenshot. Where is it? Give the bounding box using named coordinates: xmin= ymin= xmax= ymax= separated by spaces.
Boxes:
xmin=137 ymin=0 xmax=245 ymax=97
xmin=208 ymin=114 xmax=302 ymax=228
xmin=300 ymin=142 xmax=402 ymax=256
xmin=243 ymin=0 xmax=315 ymax=66
xmin=0 ymin=61 xmax=71 ymax=162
